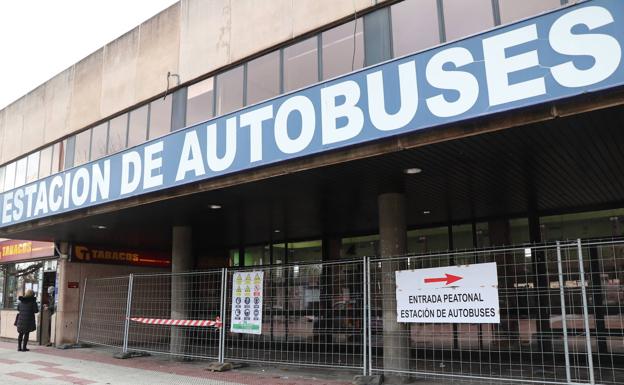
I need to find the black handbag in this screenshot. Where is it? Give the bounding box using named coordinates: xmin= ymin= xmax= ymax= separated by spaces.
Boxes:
xmin=13 ymin=313 xmax=19 ymax=326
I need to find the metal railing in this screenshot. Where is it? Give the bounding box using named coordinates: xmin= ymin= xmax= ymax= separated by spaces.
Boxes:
xmin=76 ymin=239 xmax=623 ymax=384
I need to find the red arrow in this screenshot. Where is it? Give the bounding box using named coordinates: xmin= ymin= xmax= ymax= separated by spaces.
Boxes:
xmin=424 ymin=274 xmax=463 ymax=285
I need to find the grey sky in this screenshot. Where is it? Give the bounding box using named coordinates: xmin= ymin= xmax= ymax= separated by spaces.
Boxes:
xmin=0 ymin=0 xmax=178 ymax=109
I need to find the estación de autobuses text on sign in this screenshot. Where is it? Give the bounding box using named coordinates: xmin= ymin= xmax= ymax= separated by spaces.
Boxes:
xmin=1 ymin=0 xmax=623 ymax=228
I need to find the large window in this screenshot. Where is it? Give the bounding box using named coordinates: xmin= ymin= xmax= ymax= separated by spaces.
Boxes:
xmin=288 ymin=240 xmax=322 ymax=263
xmin=284 ymin=37 xmax=319 ymax=92
xmin=108 ymin=114 xmax=128 ymax=154
xmin=391 ymin=0 xmax=440 ymax=57
xmin=14 ymin=157 xmax=28 ymax=187
xmin=128 ymin=105 xmax=149 ymax=147
xmin=322 ymin=19 xmax=364 ymax=80
xmin=3 ymin=262 xmax=41 ymax=309
xmin=90 ymin=122 xmax=108 ymax=161
xmin=443 ymin=0 xmax=494 ymax=41
xmin=499 ymin=0 xmax=561 ymax=25
xmin=3 ymin=162 xmax=15 ymax=191
xmin=0 ymin=167 xmax=5 ymax=193
xmin=541 ymin=209 xmax=624 ymax=241
xmin=215 ymin=66 xmax=244 ymax=116
xmin=38 ymin=146 xmax=53 ymax=179
xmin=51 ymin=142 xmax=62 ymax=174
xmin=407 ymin=227 xmax=449 ymax=254
xmin=186 ymin=78 xmax=214 ymax=126
xmin=246 ymin=53 xmax=280 ymax=105
xmin=74 ymin=129 xmax=91 ymax=167
xmin=26 ymin=152 xmax=39 ymax=183
xmin=149 ymin=97 xmax=172 ymax=140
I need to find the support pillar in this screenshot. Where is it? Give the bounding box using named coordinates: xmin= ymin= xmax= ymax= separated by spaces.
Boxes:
xmin=54 ymin=242 xmax=82 ymax=345
xmin=171 ymin=226 xmax=193 ymax=358
xmin=379 ymin=192 xmax=410 ymax=380
xmin=488 ymin=219 xmax=520 ymax=349
xmin=528 ymin=213 xmax=553 ymax=354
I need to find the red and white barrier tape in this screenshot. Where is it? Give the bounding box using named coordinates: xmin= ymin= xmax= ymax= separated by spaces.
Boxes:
xmin=130 ymin=316 xmax=222 ymax=328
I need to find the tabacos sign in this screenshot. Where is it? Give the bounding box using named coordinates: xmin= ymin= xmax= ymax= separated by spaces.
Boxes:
xmin=0 ymin=239 xmax=55 ymax=263
xmin=71 ymin=244 xmax=171 ymax=267
xmin=1 ymin=0 xmax=623 ymax=228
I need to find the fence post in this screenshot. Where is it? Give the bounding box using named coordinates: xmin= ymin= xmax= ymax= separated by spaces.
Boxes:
xmin=76 ymin=277 xmax=88 ymax=344
xmin=122 ymin=274 xmax=134 ymax=354
xmin=556 ymin=242 xmax=572 ymax=384
xmin=218 ymin=268 xmax=227 ymax=363
xmin=367 ymin=257 xmax=373 ymax=376
xmin=577 ymin=239 xmax=595 ymax=385
xmin=362 ymin=257 xmax=368 ymax=376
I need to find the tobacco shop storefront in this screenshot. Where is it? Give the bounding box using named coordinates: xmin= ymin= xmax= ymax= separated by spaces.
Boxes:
xmin=0 ymin=239 xmax=57 ymax=343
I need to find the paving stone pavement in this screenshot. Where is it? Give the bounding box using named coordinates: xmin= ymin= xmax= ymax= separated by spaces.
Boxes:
xmin=0 ymin=341 xmax=352 ymax=385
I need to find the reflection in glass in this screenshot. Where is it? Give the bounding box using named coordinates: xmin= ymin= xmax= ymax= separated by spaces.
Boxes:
xmin=216 ymin=66 xmax=244 ymax=116
xmin=108 ymin=114 xmax=128 ymax=154
xmin=149 ymin=97 xmax=172 ymax=140
xmin=284 ymin=37 xmax=318 ymax=92
xmin=341 ymin=234 xmax=379 ymax=258
xmin=128 ymin=105 xmax=149 ymax=147
xmin=74 ymin=129 xmax=91 ymax=166
xmin=38 ymin=146 xmax=53 ymax=179
xmin=4 ymin=162 xmax=16 ymax=191
xmin=407 ymin=227 xmax=449 ymax=254
xmin=541 ymin=209 xmax=624 ymax=241
xmin=14 ymin=157 xmax=28 ymax=187
xmin=452 ymin=224 xmax=474 ymax=250
xmin=5 ymin=262 xmax=42 ymax=309
xmin=499 ymin=0 xmax=561 ymax=24
xmin=391 ymin=0 xmax=440 ymax=57
xmin=186 ymin=78 xmax=214 ymax=126
xmin=443 ymin=0 xmax=494 ymax=41
xmin=510 ymin=218 xmax=530 ymax=244
xmin=63 ymin=138 xmax=74 ymax=170
xmin=247 ymin=53 xmax=280 ymax=105
xmin=90 ymin=122 xmax=108 ymax=161
xmin=244 ymin=245 xmax=270 ymax=266
xmin=288 ymin=240 xmax=322 ymax=263
xmin=26 ymin=152 xmax=39 ymax=183
xmin=322 ymin=19 xmax=364 ymax=79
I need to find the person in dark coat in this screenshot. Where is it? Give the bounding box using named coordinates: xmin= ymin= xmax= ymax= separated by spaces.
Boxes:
xmin=15 ymin=289 xmax=38 ymax=352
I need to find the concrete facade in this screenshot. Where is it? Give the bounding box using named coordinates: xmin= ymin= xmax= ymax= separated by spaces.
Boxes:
xmin=0 ymin=0 xmax=384 ymax=165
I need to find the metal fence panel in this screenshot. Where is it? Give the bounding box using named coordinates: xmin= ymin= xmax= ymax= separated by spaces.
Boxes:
xmin=126 ymin=271 xmax=223 ymax=360
xmin=367 ymin=241 xmax=624 ymax=384
xmin=223 ymin=261 xmax=366 ymax=370
xmin=567 ymin=240 xmax=624 ymax=385
xmin=77 ymin=276 xmax=130 ymax=348
xmin=74 ymin=239 xmax=622 ymax=384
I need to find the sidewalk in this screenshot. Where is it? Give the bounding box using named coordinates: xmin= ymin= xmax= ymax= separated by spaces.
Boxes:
xmin=0 ymin=341 xmax=353 ymax=385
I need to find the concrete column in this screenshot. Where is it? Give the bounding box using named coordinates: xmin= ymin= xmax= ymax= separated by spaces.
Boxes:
xmin=54 ymin=242 xmax=82 ymax=346
xmin=170 ymin=226 xmax=193 ymax=357
xmin=488 ymin=219 xmax=521 ymax=349
xmin=378 ymin=192 xmax=410 ymax=380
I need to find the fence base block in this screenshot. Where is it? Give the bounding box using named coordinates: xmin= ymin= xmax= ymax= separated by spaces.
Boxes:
xmin=206 ymin=362 xmax=233 ymax=372
xmin=352 ymin=375 xmax=383 ymax=385
xmin=113 ymin=351 xmax=150 ymax=359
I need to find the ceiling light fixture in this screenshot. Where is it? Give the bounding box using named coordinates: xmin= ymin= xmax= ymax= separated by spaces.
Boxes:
xmin=274 ymin=229 xmax=281 ymax=233
xmin=208 ymin=204 xmax=222 ymax=210
xmin=404 ymin=167 xmax=422 ymax=175
xmin=423 ymin=210 xmax=431 ymax=215
xmin=92 ymin=225 xmax=107 ymax=230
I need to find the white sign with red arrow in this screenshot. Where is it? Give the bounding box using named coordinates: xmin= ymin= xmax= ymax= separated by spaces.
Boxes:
xmin=395 ymin=262 xmax=500 ymax=324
